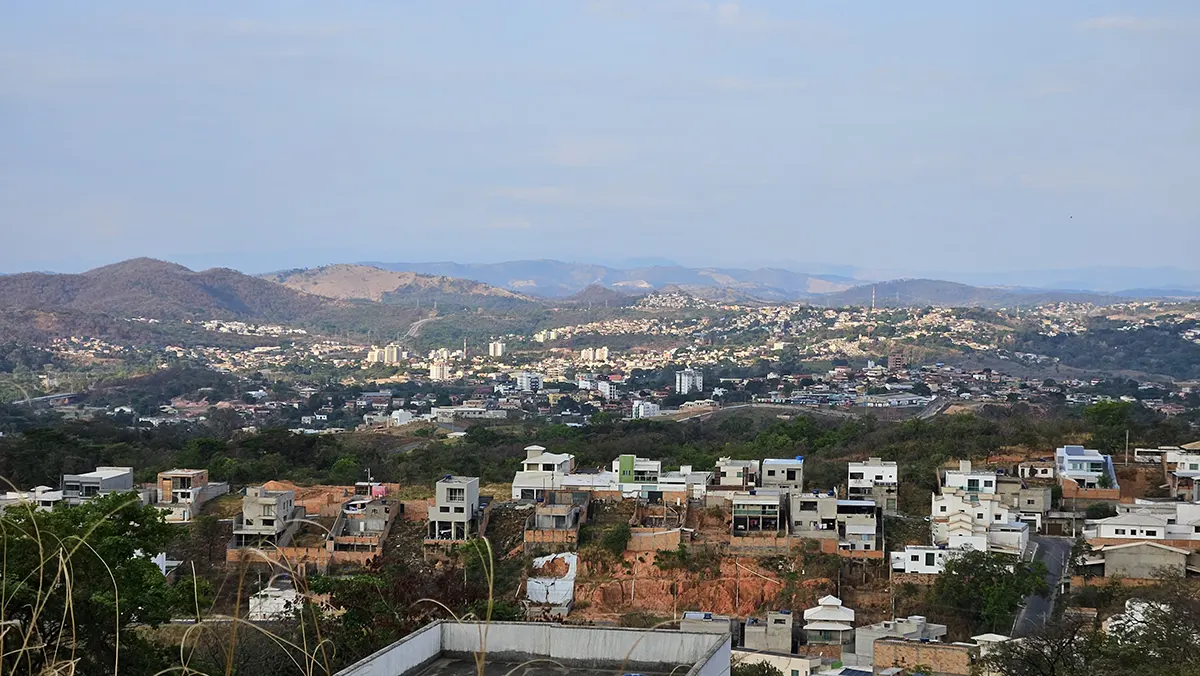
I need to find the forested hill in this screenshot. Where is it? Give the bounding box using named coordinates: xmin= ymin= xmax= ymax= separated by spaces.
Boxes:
xmin=0 ymin=258 xmax=424 ymax=333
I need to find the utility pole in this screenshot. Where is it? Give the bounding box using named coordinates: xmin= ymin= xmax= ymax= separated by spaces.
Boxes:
xmin=1124 ymin=430 xmax=1130 ymax=465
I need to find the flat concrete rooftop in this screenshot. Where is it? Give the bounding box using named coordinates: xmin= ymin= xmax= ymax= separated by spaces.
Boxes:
xmin=413 ymin=656 xmax=686 ymax=675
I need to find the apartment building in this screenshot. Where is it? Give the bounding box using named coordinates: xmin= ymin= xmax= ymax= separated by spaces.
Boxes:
xmin=429 ymin=362 xmax=452 ymax=382
xmin=231 ymin=486 xmax=296 ymax=548
xmin=675 ymin=368 xmax=704 ymax=395
xmin=612 ymin=454 xmax=661 ymax=484
xmin=487 ymin=340 xmax=506 ymax=358
xmin=790 ymin=493 xmax=880 ymax=553
xmin=514 ymin=371 xmax=544 ymax=392
xmin=761 ymin=457 xmax=805 ymax=491
xmin=61 ymin=466 xmax=134 ymax=506
xmin=427 ymin=476 xmax=480 ymax=541
xmin=156 ymin=469 xmax=229 ymax=523
xmin=847 ymin=457 xmax=898 ymax=513
xmin=631 ymin=400 xmax=661 ymax=419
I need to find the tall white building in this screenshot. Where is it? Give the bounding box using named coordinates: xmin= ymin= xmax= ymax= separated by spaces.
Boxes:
xmin=593 ymin=346 xmax=609 ymax=361
xmin=631 ymin=400 xmax=660 ymax=419
xmin=488 ymin=341 xmax=506 ymax=358
xmin=429 ymin=362 xmax=452 ymax=381
xmin=514 ymin=371 xmax=544 ymax=392
xmin=579 ymin=347 xmax=595 ymax=361
xmin=366 ymin=347 xmax=385 ymax=363
xmin=675 ymin=368 xmax=703 ymax=395
xmin=595 ymin=380 xmax=616 ymax=399
xmin=383 ymin=344 xmax=404 ymax=364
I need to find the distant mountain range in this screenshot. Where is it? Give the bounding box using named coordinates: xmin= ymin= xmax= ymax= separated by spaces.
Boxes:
xmin=265 ymin=264 xmax=537 ymax=309
xmin=0 ymin=259 xmax=1196 ymax=335
xmin=0 ymin=259 xmax=422 ymax=335
xmin=362 ymin=259 xmax=859 ymax=300
xmin=363 ymin=259 xmax=1200 ymax=306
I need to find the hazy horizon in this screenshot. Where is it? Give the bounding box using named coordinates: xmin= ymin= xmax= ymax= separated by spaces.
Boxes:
xmin=4 ymin=1 xmax=1199 ymax=276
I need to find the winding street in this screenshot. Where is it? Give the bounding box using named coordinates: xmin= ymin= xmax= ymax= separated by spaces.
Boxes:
xmin=1012 ymin=535 xmax=1072 ymax=636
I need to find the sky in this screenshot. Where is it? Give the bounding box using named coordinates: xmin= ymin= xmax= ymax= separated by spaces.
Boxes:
xmin=2 ymin=1 xmax=1199 ymax=277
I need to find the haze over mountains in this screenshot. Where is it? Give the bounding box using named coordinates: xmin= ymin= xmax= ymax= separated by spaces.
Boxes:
xmin=0 ymin=259 xmax=1198 ymax=330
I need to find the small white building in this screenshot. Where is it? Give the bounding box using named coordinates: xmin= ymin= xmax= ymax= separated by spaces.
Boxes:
xmin=1056 ymin=445 xmax=1118 ymax=490
xmin=803 ymin=595 xmax=855 ymax=646
xmin=714 ymin=457 xmax=759 ymax=489
xmin=612 ymin=454 xmax=661 ymax=484
xmin=891 ymin=545 xmax=954 ymax=575
xmin=761 ymin=457 xmax=805 ymax=491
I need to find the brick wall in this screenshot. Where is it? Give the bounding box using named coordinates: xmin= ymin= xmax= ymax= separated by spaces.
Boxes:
xmin=891 ymin=572 xmax=939 ymax=586
xmin=873 ymin=639 xmax=976 ymax=675
xmin=627 ymin=528 xmax=682 ymax=552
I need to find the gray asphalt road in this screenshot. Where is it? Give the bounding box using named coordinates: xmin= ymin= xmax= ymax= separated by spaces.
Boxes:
xmin=1013 ymin=535 xmax=1072 ymax=636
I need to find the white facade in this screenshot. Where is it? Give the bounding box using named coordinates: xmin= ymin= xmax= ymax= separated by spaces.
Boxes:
xmin=429 ymin=476 xmax=480 ymax=540
xmin=942 ymin=460 xmax=998 ymax=494
xmin=487 ymin=341 xmax=506 ymax=358
xmin=595 ymin=380 xmax=616 ymax=399
xmin=732 ymin=650 xmax=822 ymax=676
xmin=429 ymin=362 xmax=452 ymax=381
xmin=612 ymin=454 xmax=662 ymax=484
xmin=891 ymin=545 xmax=953 ymax=575
xmin=631 ymin=400 xmax=661 ymax=419
xmin=1056 ymin=445 xmax=1117 ymax=489
xmin=847 ymin=457 xmax=899 ymax=512
xmin=514 ymin=371 xmax=544 ymax=392
xmin=511 ymin=448 xmax=575 ymax=500
xmin=61 ymin=466 xmax=134 ymax=505
xmin=761 ymin=457 xmax=805 ymax=491
xmin=675 ymin=368 xmax=704 ymax=395
xmin=249 ymin=585 xmax=299 ymax=621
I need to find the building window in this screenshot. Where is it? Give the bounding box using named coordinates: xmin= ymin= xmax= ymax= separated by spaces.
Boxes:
xmin=440 ymin=506 xmax=450 ymax=513
xmin=911 ymin=555 xmax=920 ymax=561
xmin=447 ymin=488 xmax=465 ymax=503
xmin=520 ymin=489 xmax=535 ymax=500
xmin=1026 ymin=499 xmax=1035 ymax=505
xmin=1145 ymin=530 xmax=1157 ymax=537
xmin=925 ymin=553 xmax=935 ymax=566
xmin=940 ymin=506 xmax=947 ymax=512
xmin=262 ymin=519 xmax=274 ymax=527
xmin=767 ymin=470 xmax=776 ymax=476
xmin=1114 ymin=528 xmax=1126 ymax=535
xmin=976 ymin=513 xmax=984 ymax=520
xmin=454 ymin=506 xmax=464 ymax=513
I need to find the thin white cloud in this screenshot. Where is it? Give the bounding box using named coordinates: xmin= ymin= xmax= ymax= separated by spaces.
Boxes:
xmin=482 ymin=216 xmax=533 ymax=230
xmin=544 ymin=138 xmax=631 ymax=168
xmin=1080 ymin=16 xmax=1192 ymax=33
xmin=709 ymin=76 xmax=807 ymax=92
xmin=487 ymin=185 xmax=684 ymax=210
xmin=590 ymin=0 xmax=792 ymax=33
xmin=224 ymin=19 xmax=350 ymax=39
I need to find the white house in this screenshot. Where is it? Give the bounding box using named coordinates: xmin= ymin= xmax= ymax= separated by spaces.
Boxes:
xmin=511 ymin=447 xmax=575 ymax=500
xmin=891 ymin=545 xmax=954 ymax=575
xmin=612 ymin=454 xmax=662 ymax=484
xmin=942 ymin=460 xmax=997 ymax=494
xmin=847 ymin=458 xmax=899 ymax=512
xmin=803 ymin=596 xmax=855 ymax=645
xmin=761 ymin=457 xmax=805 ymax=491
xmin=714 ymin=457 xmax=759 ymax=489
xmin=1056 ymin=445 xmax=1118 ymax=489
xmin=248 ymin=583 xmax=299 ymax=621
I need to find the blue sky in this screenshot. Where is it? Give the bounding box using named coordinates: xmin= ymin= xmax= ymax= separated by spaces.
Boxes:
xmin=2 ymin=1 xmax=1198 ymax=277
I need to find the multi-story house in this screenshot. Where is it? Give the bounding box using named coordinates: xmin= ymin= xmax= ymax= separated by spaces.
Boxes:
xmin=891 ymin=546 xmax=954 ymax=575
xmin=427 ymin=476 xmax=480 ymax=542
xmin=847 ymin=458 xmax=899 ymax=513
xmin=1017 ymin=458 xmax=1056 ymax=481
xmin=61 ymin=466 xmax=134 ymax=506
xmin=790 ymin=493 xmax=880 ymax=554
xmin=761 ymin=457 xmax=804 ymax=492
xmin=156 ymin=469 xmax=229 ymax=523
xmin=1056 ymin=445 xmax=1119 ymax=490
xmin=612 ymin=454 xmax=661 ymax=484
xmin=511 ymin=446 xmax=575 ymax=500
xmin=731 ymin=490 xmax=784 ymax=536
xmin=941 ymin=460 xmax=997 ymax=494
xmin=231 ymin=486 xmax=296 ymax=548
xmin=713 ymin=458 xmax=759 ymax=490
xmin=931 ymin=490 xmax=1028 ymax=554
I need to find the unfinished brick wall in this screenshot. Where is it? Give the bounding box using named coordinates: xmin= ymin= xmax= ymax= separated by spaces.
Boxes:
xmin=873 ymin=640 xmax=975 ymax=675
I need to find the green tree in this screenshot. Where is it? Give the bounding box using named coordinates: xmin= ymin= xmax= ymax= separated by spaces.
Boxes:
xmin=732 ymin=662 xmax=784 ymax=676
xmin=1083 ymin=401 xmax=1132 ymax=453
xmin=929 ymin=549 xmax=1048 ymax=634
xmin=602 ymin=523 xmax=632 ymax=556
xmin=0 ymin=493 xmax=179 ymax=675
xmin=328 ymin=455 xmax=361 ymax=484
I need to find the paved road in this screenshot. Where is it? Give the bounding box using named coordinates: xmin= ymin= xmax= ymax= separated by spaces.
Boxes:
xmin=1013 ymin=535 xmax=1072 ymax=636
xmin=403 ymin=314 xmax=439 ymax=339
